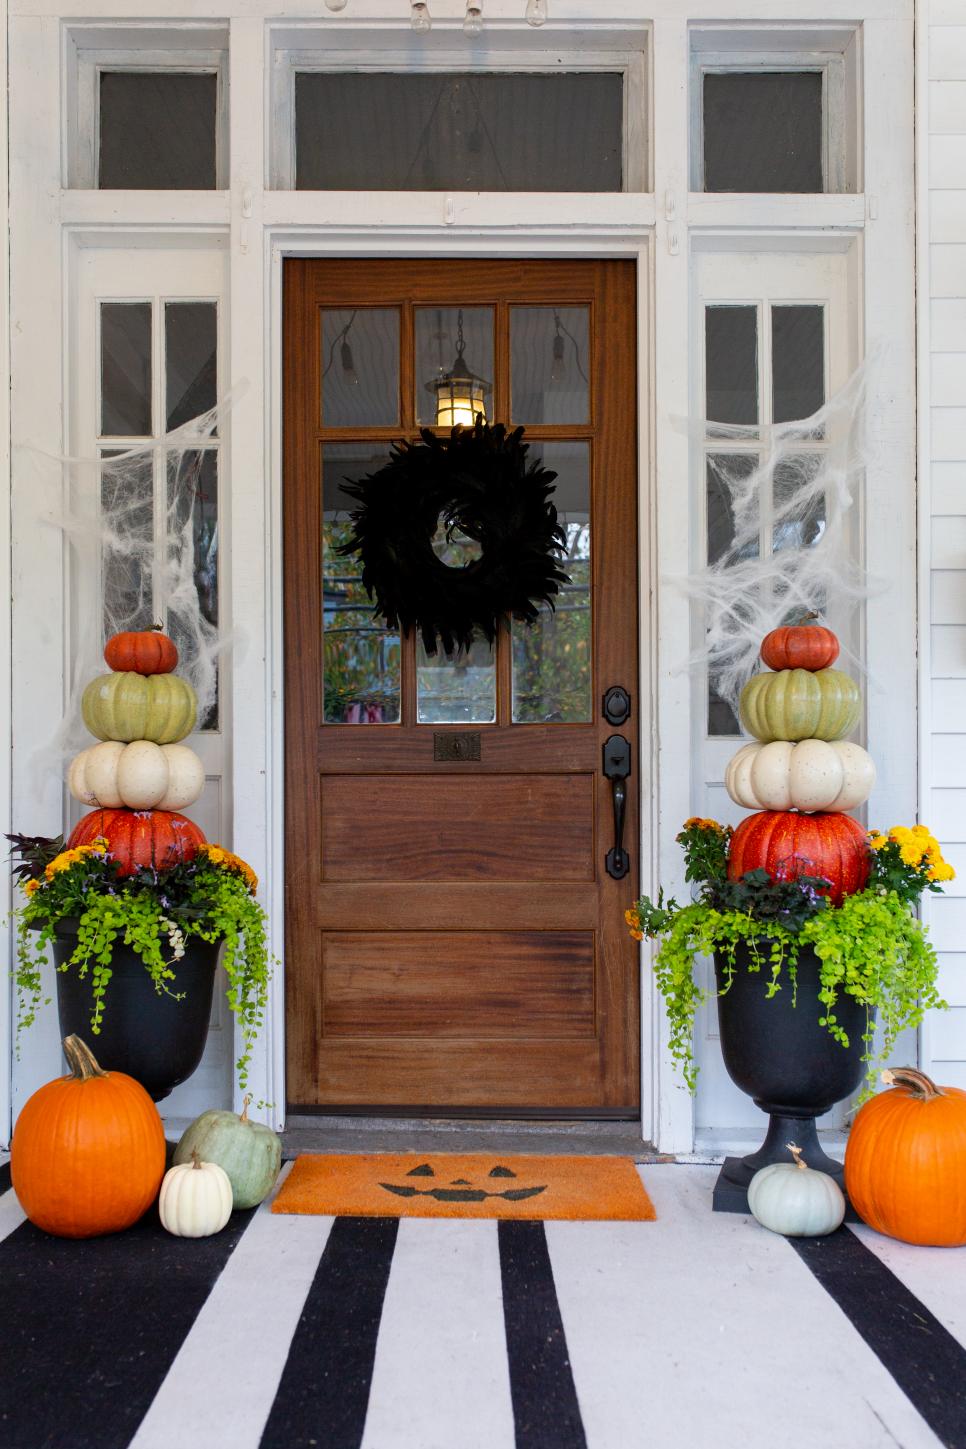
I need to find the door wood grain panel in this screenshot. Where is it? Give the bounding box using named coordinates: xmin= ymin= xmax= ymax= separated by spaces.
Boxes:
xmin=322 ymin=931 xmax=595 ymax=1039
xmin=321 ymin=775 xmax=595 ymax=881
xmin=284 ymin=258 xmax=640 ymax=1112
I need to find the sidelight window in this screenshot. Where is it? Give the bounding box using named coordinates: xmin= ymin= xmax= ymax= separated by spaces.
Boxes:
xmin=98 ymin=296 xmax=221 ymax=727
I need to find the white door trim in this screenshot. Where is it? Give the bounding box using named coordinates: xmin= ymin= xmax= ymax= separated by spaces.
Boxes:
xmin=248 ymin=224 xmax=663 ymax=1140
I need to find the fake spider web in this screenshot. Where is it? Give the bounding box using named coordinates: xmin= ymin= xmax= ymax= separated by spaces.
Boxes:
xmin=23 ymin=395 xmax=238 ymax=786
xmin=675 ymin=361 xmax=881 ymax=712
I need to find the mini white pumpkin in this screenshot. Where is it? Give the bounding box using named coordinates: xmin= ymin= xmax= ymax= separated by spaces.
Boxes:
xmin=159 ymin=1152 xmax=233 ymax=1238
xmin=725 ymin=738 xmax=876 ymax=814
xmin=69 ymin=739 xmax=205 ymax=811
xmin=748 ymin=1143 xmax=846 ymax=1237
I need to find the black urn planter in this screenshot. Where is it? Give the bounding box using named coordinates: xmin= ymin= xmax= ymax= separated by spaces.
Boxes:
xmin=712 ymin=939 xmax=869 ymax=1214
xmin=52 ymin=923 xmax=221 ymax=1102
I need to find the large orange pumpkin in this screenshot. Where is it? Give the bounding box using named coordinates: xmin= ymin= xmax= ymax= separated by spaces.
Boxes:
xmin=104 ymin=627 xmax=178 ymax=676
xmin=11 ymin=1035 xmax=165 ymax=1237
xmin=845 ymin=1067 xmax=966 ymax=1246
xmin=728 ymin=809 xmax=870 ymax=905
xmin=68 ymin=807 xmax=206 ymax=876
xmin=761 ymin=621 xmax=840 ymax=673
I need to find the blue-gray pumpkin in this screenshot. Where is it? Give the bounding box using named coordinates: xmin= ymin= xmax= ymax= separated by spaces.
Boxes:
xmin=173 ymin=1096 xmax=281 ymax=1210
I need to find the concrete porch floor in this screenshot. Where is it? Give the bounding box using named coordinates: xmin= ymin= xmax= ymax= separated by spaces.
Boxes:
xmin=1 ymin=1159 xmax=964 ymax=1448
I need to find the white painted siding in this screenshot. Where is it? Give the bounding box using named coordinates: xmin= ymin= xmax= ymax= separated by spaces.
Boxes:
xmin=922 ymin=7 xmax=966 ymax=1090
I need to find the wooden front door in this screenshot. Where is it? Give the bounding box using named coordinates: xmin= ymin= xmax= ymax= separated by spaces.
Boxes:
xmin=284 ymin=258 xmax=639 ymax=1113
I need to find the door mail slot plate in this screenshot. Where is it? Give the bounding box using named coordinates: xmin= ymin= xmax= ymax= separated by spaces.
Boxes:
xmin=434 ymin=731 xmax=481 ymax=762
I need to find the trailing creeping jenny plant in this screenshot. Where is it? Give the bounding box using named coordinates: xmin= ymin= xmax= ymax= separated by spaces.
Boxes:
xmin=10 ymin=834 xmax=272 ymax=1090
xmin=626 ymin=819 xmax=951 ymax=1095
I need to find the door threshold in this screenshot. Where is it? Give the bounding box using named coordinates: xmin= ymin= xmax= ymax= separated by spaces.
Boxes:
xmin=282 ymin=1114 xmax=660 ymax=1161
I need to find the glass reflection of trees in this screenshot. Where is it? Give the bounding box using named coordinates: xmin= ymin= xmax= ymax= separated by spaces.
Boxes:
xmin=323 ymin=515 xmax=400 ymax=723
xmin=513 ymin=518 xmax=591 ymax=723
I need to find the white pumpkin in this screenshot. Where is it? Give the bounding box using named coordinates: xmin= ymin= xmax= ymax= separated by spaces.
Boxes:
xmin=725 ymin=738 xmax=876 ymax=814
xmin=159 ymin=1154 xmax=233 ymax=1238
xmin=69 ymin=740 xmax=205 ymax=811
xmin=748 ymin=1144 xmax=846 ymax=1238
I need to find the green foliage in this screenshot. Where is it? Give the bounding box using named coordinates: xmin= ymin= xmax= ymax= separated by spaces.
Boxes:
xmin=705 ymin=867 xmax=831 ymax=933
xmin=629 ymin=889 xmax=945 ymax=1097
xmin=675 ymin=818 xmax=731 ymax=886
xmin=12 ymin=845 xmax=273 ymax=1091
xmin=628 ymin=815 xmax=950 ymax=1096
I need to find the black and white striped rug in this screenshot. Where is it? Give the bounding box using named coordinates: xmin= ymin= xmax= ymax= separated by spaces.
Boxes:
xmin=1 ymin=1160 xmax=964 ymax=1449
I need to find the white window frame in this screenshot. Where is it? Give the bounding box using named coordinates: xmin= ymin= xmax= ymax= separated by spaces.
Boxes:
xmin=64 ymin=24 xmax=230 ymax=190
xmin=4 ymin=2 xmax=916 ymax=1157
xmin=268 ymin=36 xmax=648 ymax=193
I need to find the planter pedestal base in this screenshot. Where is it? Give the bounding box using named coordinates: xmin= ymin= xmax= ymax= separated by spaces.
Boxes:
xmin=711 ymin=1110 xmax=859 ymax=1220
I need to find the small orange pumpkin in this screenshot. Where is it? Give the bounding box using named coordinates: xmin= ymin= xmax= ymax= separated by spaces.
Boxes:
xmin=11 ymin=1035 xmax=165 ymax=1238
xmin=845 ymin=1067 xmax=966 ymax=1247
xmin=104 ymin=626 xmax=178 ymax=676
xmin=761 ymin=618 xmax=840 ymax=673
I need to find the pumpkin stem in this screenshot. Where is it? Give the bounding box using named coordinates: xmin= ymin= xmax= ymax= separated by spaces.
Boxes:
xmin=881 ymin=1067 xmax=944 ymax=1099
xmin=787 ymin=1142 xmax=807 ymax=1170
xmin=795 ymin=612 xmax=820 ymax=626
xmin=240 ymin=1093 xmax=252 ymax=1124
xmin=63 ymin=1035 xmax=107 ymax=1082
xmin=191 ymin=1150 xmax=202 ymax=1170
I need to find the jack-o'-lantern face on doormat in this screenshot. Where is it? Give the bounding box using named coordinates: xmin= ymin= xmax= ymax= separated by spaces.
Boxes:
xmin=380 ymin=1162 xmax=547 ymax=1204
xmin=272 ymin=1152 xmax=656 ymax=1222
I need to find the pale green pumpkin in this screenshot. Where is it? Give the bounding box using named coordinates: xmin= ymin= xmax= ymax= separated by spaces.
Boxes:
xmin=173 ymin=1096 xmax=282 ymax=1210
xmin=82 ymin=671 xmax=197 ymax=745
xmin=739 ymin=667 xmax=860 ymax=744
xmin=748 ymin=1144 xmax=846 ymax=1237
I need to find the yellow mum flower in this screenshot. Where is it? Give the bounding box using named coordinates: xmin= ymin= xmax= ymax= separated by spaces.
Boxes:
xmin=202 ymin=843 xmax=258 ymax=892
xmin=630 ymin=929 xmax=644 ymax=942
xmin=44 ymin=850 xmax=77 ymax=880
xmin=23 ymin=878 xmax=40 ymax=896
xmin=869 ymin=833 xmax=888 ymax=851
xmin=624 ymin=909 xmax=638 ymax=926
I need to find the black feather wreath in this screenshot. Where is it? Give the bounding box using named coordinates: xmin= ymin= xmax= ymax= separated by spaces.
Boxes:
xmin=339 ymin=421 xmax=570 ymax=656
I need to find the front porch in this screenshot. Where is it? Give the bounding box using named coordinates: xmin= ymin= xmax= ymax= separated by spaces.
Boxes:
xmin=1 ymin=1157 xmax=962 ymax=1448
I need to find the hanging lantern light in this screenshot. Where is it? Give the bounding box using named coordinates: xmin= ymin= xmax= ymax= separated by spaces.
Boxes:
xmin=428 ymin=310 xmax=490 ymax=428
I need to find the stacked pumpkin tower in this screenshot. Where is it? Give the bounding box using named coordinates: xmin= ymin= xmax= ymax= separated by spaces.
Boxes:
xmin=66 ymin=628 xmax=207 ymax=870
xmin=724 ymin=620 xmax=875 ymax=902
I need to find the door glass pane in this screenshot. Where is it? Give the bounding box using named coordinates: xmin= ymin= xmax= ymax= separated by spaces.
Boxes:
xmin=101 ymin=302 xmax=152 ymax=437
xmin=295 ymin=73 xmax=624 ymax=192
xmin=99 ymin=72 xmax=218 ymax=190
xmin=417 ymin=638 xmax=496 ymax=725
xmin=772 ymin=305 xmax=825 ymax=423
xmin=513 ymin=443 xmax=591 ymax=723
xmin=416 ymin=518 xmax=496 ymax=723
xmin=323 ymin=444 xmax=401 ymax=724
xmin=167 ymin=450 xmax=219 ymax=729
xmin=510 ymin=307 xmax=590 ymax=425
xmin=706 ymin=453 xmax=759 ymax=736
xmin=416 ymin=307 xmax=494 ymax=428
xmin=100 ymin=449 xmax=154 ymax=639
xmin=166 ymin=302 xmax=218 ymax=431
xmin=774 ymin=454 xmax=825 ymax=552
xmin=703 ymin=72 xmax=824 ymax=193
xmin=321 ymin=309 xmax=400 ymax=429
xmin=705 ymin=305 xmax=758 ymax=431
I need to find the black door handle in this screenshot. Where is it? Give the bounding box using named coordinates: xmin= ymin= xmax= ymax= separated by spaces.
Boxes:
xmin=603 ymin=734 xmax=631 ymax=880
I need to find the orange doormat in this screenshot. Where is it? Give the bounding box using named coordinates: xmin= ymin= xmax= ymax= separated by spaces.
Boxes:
xmin=272 ymin=1152 xmax=656 ymax=1222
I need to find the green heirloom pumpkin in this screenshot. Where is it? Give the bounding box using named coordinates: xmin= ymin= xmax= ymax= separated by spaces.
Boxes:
xmin=739 ymin=667 xmax=860 ymax=744
xmin=81 ymin=671 xmax=197 ymax=745
xmin=173 ymin=1096 xmax=281 ymax=1210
